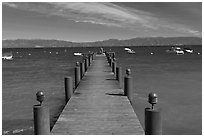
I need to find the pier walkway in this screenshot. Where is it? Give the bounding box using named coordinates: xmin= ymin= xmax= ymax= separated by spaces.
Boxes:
xmin=51 ymin=54 xmax=144 ymax=135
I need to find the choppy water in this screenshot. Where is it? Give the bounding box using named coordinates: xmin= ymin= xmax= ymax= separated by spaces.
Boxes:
xmin=2 ymin=46 xmax=202 ymax=135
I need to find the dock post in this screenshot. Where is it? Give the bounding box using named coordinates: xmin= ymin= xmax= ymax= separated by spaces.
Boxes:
xmin=86 ymin=56 xmax=89 ymax=68
xmin=109 ymin=57 xmax=111 ymax=66
xmin=92 ymin=53 xmax=94 ymax=61
xmin=83 ymin=58 xmax=86 ymax=73
xmin=89 ymin=54 xmax=92 ymax=64
xmin=111 ymin=59 xmax=114 ymax=72
xmin=87 ymin=55 xmax=90 ymax=67
xmin=116 ymin=67 xmax=122 ymax=87
xmin=84 ymin=57 xmax=87 ymax=71
xmin=83 ymin=59 xmax=86 ymax=74
xmin=124 ymin=69 xmax=133 ymax=103
xmin=109 ymin=52 xmax=112 ymax=58
xmin=145 ymin=93 xmax=162 ymax=135
xmin=33 ymin=91 xmax=50 ymax=135
xmin=88 ymin=54 xmax=91 ymax=66
xmin=76 ymin=62 xmax=81 ymax=79
xmin=107 ymin=55 xmax=110 ymax=65
xmin=80 ymin=62 xmax=85 ymax=79
xmin=90 ymin=53 xmax=93 ymax=64
xmin=107 ymin=56 xmax=110 ymax=63
xmin=107 ymin=58 xmax=110 ymax=66
xmin=85 ymin=56 xmax=89 ymax=71
xmin=75 ymin=62 xmax=80 ymax=88
xmin=110 ymin=58 xmax=112 ymax=67
xmin=112 ymin=52 xmax=115 ymax=59
xmin=106 ymin=52 xmax=109 ymax=58
xmin=116 ymin=67 xmax=120 ymax=80
xmin=64 ymin=77 xmax=73 ymax=102
xmin=112 ymin=58 xmax=116 ymax=74
xmin=90 ymin=53 xmax=93 ymax=62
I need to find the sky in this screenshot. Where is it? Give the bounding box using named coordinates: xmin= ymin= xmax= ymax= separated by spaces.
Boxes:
xmin=2 ymin=2 xmax=202 ymax=42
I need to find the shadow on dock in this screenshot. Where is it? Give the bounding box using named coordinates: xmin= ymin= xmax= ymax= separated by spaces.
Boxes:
xmin=105 ymin=93 xmax=125 ymax=96
xmin=106 ymin=78 xmax=116 ymax=80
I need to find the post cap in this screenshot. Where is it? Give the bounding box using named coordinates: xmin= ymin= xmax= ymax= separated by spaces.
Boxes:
xmin=76 ymin=62 xmax=80 ymax=66
xmin=126 ymin=69 xmax=131 ymax=75
xmin=148 ymin=92 xmax=158 ymax=105
xmin=36 ymin=91 xmax=45 ymax=104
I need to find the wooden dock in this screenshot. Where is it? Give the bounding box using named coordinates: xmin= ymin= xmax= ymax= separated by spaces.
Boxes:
xmin=51 ymin=54 xmax=144 ymax=135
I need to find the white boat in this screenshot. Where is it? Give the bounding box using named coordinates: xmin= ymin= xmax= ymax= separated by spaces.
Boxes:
xmin=124 ymin=48 xmax=135 ymax=54
xmin=74 ymin=52 xmax=83 ymax=56
xmin=127 ymin=49 xmax=136 ymax=54
xmin=2 ymin=52 xmax=13 ymax=60
xmin=166 ymin=47 xmax=184 ymax=55
xmin=183 ymin=48 xmax=193 ymax=53
xmin=124 ymin=48 xmax=131 ymax=51
xmin=175 ymin=49 xmax=184 ymax=55
xmin=2 ymin=56 xmax=13 ymax=60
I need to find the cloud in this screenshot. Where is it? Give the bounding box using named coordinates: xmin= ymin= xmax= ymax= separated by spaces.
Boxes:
xmin=3 ymin=2 xmax=201 ymax=37
xmin=52 ymin=2 xmax=155 ymax=29
xmin=2 ymin=2 xmax=157 ymax=28
xmin=3 ymin=3 xmax=17 ymax=8
xmin=159 ymin=23 xmax=202 ymax=37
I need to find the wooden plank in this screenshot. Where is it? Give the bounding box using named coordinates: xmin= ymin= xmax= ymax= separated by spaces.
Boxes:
xmin=51 ymin=54 xmax=144 ymax=135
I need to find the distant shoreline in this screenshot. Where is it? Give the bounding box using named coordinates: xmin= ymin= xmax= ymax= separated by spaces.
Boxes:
xmin=2 ymin=37 xmax=202 ymax=48
xmin=2 ymin=45 xmax=202 ymax=49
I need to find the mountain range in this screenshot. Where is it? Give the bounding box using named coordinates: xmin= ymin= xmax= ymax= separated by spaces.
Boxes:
xmin=2 ymin=37 xmax=202 ymax=48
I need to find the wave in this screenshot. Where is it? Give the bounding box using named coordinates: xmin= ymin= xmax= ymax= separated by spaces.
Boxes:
xmin=3 ymin=126 xmax=33 ymax=135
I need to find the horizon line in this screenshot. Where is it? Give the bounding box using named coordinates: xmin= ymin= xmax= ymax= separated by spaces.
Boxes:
xmin=2 ymin=36 xmax=202 ymax=43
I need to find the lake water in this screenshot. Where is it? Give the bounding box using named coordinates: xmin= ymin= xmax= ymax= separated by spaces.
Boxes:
xmin=2 ymin=46 xmax=202 ymax=135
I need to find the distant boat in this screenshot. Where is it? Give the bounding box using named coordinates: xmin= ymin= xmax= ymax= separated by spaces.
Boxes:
xmin=166 ymin=47 xmax=184 ymax=55
xmin=2 ymin=52 xmax=13 ymax=60
xmin=35 ymin=45 xmax=43 ymax=48
xmin=124 ymin=47 xmax=131 ymax=51
xmin=175 ymin=49 xmax=184 ymax=55
xmin=74 ymin=52 xmax=83 ymax=56
xmin=127 ymin=49 xmax=136 ymax=54
xmin=124 ymin=47 xmax=135 ymax=54
xmin=183 ymin=48 xmax=193 ymax=53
